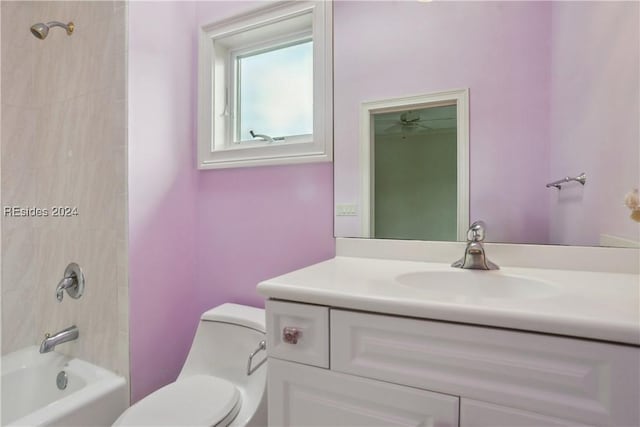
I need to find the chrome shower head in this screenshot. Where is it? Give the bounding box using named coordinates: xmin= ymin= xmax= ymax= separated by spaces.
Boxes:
xmin=30 ymin=23 xmax=48 ymax=39
xmin=30 ymin=21 xmax=74 ymax=40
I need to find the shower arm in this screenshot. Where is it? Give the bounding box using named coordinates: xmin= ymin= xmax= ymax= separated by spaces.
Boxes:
xmin=46 ymin=21 xmax=74 ymax=35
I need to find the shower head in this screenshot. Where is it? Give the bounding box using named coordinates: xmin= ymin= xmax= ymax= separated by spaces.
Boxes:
xmin=30 ymin=21 xmax=74 ymax=40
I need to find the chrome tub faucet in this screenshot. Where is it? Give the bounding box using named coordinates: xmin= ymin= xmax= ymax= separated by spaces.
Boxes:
xmin=39 ymin=325 xmax=79 ymax=353
xmin=452 ymin=221 xmax=499 ymax=270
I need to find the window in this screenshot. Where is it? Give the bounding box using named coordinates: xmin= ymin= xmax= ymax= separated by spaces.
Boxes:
xmin=198 ymin=2 xmax=332 ymax=169
xmin=236 ymin=39 xmax=313 ymax=143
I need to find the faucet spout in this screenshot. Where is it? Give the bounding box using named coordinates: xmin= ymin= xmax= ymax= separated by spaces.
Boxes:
xmin=452 ymin=221 xmax=499 ymax=270
xmin=39 ymin=325 xmax=79 ymax=353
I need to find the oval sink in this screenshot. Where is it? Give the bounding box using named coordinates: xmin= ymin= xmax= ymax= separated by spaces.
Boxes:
xmin=395 ymin=271 xmax=557 ymax=300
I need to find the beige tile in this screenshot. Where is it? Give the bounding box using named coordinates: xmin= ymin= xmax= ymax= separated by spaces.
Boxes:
xmin=1 ymin=1 xmax=42 ymax=49
xmin=117 ymin=284 xmax=128 ymax=334
xmin=2 ymin=288 xmax=37 ymax=354
xmin=1 ymin=226 xmax=36 ymax=295
xmin=1 ymin=105 xmax=39 ymax=174
xmin=35 ymin=164 xmax=82 ymax=216
xmin=117 ymin=330 xmax=130 ymax=379
xmin=77 ymin=160 xmax=120 ymax=230
xmin=72 ymin=1 xmax=116 ymax=27
xmin=1 ymin=165 xmax=38 ymax=209
xmin=1 ymin=44 xmax=34 ymax=107
xmin=116 ymin=238 xmax=128 ymax=287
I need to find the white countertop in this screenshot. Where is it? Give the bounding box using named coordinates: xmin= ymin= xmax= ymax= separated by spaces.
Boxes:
xmin=257 ymin=256 xmax=640 ymax=345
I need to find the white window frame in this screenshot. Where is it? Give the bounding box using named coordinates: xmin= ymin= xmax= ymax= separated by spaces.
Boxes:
xmin=197 ymin=1 xmax=333 ymax=169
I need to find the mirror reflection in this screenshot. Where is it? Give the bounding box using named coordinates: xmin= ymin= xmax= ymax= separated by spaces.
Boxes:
xmin=373 ymin=105 xmax=458 ymax=241
xmin=333 ymin=1 xmax=640 ymax=247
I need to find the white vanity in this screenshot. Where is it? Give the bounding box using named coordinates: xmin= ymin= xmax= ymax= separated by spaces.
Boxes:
xmin=257 ymin=240 xmax=640 ymax=427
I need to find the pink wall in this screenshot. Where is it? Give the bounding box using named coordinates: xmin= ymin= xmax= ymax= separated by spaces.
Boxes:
xmin=194 ymin=163 xmax=335 ymax=316
xmin=128 ymin=1 xmax=335 ymax=402
xmin=548 ymin=2 xmax=640 ymax=246
xmin=333 ymin=1 xmax=552 ymax=244
xmin=128 ymin=1 xmax=200 ymax=402
xmin=191 ymin=3 xmax=335 ymax=317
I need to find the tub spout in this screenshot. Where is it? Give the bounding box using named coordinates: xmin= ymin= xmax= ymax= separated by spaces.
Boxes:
xmin=40 ymin=325 xmax=79 ymax=353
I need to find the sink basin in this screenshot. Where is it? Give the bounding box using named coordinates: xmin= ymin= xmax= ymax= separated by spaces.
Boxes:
xmin=395 ymin=271 xmax=557 ymax=299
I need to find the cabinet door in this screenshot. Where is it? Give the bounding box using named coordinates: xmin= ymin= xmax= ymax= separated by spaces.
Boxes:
xmin=268 ymin=358 xmax=459 ymax=427
xmin=331 ymin=309 xmax=640 ymax=426
xmin=461 ymin=399 xmax=592 ymax=427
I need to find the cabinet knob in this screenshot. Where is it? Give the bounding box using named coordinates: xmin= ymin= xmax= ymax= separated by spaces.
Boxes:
xmin=283 ymin=326 xmax=301 ymax=344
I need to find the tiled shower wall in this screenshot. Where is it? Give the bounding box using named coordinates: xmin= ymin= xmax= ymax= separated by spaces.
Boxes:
xmin=1 ymin=1 xmax=128 ymax=384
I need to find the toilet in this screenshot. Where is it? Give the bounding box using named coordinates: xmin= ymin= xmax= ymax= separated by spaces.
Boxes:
xmin=114 ymin=304 xmax=267 ymax=426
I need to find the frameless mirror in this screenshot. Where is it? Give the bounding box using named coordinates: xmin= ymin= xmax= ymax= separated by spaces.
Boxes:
xmin=333 ymin=1 xmax=639 ymax=247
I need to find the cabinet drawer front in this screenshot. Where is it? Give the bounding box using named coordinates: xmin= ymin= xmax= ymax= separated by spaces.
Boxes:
xmin=331 ymin=310 xmax=640 ymax=426
xmin=268 ymin=358 xmax=459 ymax=427
xmin=266 ymin=300 xmax=329 ymax=368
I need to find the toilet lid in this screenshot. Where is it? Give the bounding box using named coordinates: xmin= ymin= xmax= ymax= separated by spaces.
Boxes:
xmin=114 ymin=375 xmax=241 ymax=427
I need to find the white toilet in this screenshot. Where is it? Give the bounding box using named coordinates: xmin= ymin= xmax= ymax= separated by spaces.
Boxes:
xmin=114 ymin=304 xmax=267 ymax=427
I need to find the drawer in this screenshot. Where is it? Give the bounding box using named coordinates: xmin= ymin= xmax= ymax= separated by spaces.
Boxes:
xmin=331 ymin=309 xmax=640 ymax=427
xmin=266 ymin=300 xmax=329 ymax=368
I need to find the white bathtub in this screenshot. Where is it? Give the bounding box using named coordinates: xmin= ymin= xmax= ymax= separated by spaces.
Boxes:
xmin=1 ymin=346 xmax=128 ymax=426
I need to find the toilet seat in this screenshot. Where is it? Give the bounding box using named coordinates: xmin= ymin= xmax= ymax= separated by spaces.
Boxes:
xmin=114 ymin=375 xmax=241 ymax=426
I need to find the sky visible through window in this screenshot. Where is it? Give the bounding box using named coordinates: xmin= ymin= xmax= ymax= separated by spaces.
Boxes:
xmin=238 ymin=40 xmax=313 ymax=142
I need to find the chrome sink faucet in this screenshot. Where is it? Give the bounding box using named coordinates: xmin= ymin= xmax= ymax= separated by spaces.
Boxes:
xmin=39 ymin=325 xmax=79 ymax=353
xmin=452 ymin=221 xmax=499 ymax=270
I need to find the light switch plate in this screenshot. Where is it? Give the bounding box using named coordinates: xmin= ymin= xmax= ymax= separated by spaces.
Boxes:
xmin=336 ymin=204 xmax=358 ymax=216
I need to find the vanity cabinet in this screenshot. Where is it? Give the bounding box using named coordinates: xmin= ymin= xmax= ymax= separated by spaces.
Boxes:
xmin=266 ymin=301 xmax=640 ymax=427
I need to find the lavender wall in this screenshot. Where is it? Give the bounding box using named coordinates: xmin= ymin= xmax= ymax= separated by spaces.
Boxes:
xmin=548 ymin=2 xmax=640 ymax=246
xmin=129 ymin=1 xmax=335 ymax=402
xmin=333 ymin=1 xmax=552 ymax=244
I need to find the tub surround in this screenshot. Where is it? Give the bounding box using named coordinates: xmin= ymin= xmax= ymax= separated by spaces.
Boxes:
xmin=1 ymin=0 xmax=129 ymax=386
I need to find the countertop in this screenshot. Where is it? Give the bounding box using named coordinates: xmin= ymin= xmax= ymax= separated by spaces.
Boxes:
xmin=257 ymin=256 xmax=640 ymax=345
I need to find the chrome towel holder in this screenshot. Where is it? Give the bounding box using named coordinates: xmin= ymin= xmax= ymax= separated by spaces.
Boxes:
xmin=546 ymin=172 xmax=586 ymax=190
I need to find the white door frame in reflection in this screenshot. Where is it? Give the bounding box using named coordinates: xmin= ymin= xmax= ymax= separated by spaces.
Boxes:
xmin=359 ymin=89 xmax=470 ymax=241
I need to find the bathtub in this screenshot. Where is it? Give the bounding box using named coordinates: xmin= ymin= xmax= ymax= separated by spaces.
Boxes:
xmin=1 ymin=346 xmax=128 ymax=426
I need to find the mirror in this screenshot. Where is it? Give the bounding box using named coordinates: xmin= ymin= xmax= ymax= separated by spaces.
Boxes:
xmin=333 ymin=1 xmax=640 ymax=247
xmin=360 ymin=91 xmax=469 ymax=241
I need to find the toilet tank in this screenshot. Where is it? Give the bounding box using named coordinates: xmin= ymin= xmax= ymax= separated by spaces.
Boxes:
xmin=179 ymin=304 xmax=266 ymax=387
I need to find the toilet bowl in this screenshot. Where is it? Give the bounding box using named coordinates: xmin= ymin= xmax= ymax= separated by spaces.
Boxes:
xmin=114 ymin=304 xmax=267 ymax=426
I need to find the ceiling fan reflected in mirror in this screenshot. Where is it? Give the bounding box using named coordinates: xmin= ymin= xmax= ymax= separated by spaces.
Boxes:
xmin=377 ymin=110 xmax=455 ymax=139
